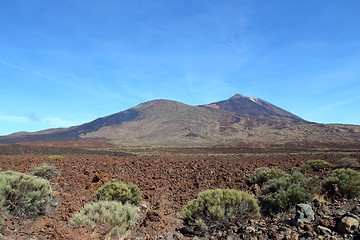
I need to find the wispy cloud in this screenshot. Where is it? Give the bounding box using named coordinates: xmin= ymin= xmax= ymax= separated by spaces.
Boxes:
xmin=0 ymin=113 xmax=77 ymax=127
xmin=0 ymin=58 xmax=28 ymax=73
xmin=0 ymin=114 xmax=28 ymax=123
xmin=0 ymin=57 xmax=125 ymax=101
xmin=26 ymin=113 xmax=40 ymax=122
xmin=0 ymin=57 xmax=58 ymax=83
xmin=43 ymin=117 xmax=77 ymax=127
xmin=308 ymin=95 xmax=360 ymax=113
xmin=217 ymin=15 xmax=249 ymax=55
xmin=68 ymin=74 xmax=125 ymax=100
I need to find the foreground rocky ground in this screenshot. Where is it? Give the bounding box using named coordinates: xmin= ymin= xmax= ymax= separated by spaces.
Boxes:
xmin=0 ymin=142 xmax=359 ymax=239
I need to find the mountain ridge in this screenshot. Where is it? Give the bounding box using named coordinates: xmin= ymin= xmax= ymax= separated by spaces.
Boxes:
xmin=1 ymin=94 xmax=359 ymax=147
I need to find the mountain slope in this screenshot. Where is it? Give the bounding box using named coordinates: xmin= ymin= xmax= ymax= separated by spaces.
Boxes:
xmin=1 ymin=94 xmax=360 ymax=147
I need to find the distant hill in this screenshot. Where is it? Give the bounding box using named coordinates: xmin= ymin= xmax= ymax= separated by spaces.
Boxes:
xmin=1 ymin=94 xmax=360 ymax=147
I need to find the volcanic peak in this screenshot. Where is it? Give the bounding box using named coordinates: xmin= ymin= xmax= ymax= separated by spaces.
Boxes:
xmin=201 ymin=93 xmax=303 ymax=121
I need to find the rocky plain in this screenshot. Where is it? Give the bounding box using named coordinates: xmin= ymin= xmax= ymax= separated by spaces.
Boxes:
xmin=0 ymin=141 xmax=359 ymax=239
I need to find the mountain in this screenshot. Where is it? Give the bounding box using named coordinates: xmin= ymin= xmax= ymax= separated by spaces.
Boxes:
xmin=1 ymin=94 xmax=360 ymax=147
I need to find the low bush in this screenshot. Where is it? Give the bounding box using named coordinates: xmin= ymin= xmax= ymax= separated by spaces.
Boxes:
xmin=70 ymin=201 xmax=139 ymax=240
xmin=94 ymin=180 xmax=141 ymax=205
xmin=337 ymin=157 xmax=360 ymax=169
xmin=48 ymin=155 xmax=63 ymax=160
xmin=30 ymin=163 xmax=58 ymax=180
xmin=0 ymin=170 xmax=52 ymax=218
xmin=301 ymin=160 xmax=332 ymax=172
xmin=179 ymin=189 xmax=260 ymax=237
xmin=260 ymin=171 xmax=320 ymax=214
xmin=322 ymin=168 xmax=360 ymax=198
xmin=248 ymin=167 xmax=288 ymax=187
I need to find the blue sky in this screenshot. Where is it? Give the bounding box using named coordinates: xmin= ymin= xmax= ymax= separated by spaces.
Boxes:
xmin=0 ymin=0 xmax=359 ymax=135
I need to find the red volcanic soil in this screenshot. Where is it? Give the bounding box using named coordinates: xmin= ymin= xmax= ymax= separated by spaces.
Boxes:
xmin=0 ymin=142 xmax=359 ymax=239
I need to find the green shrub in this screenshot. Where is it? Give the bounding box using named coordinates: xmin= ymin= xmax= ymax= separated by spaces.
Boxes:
xmin=248 ymin=167 xmax=289 ymax=187
xmin=94 ymin=180 xmax=141 ymax=204
xmin=70 ymin=201 xmax=139 ymax=240
xmin=30 ymin=163 xmax=58 ymax=180
xmin=48 ymin=155 xmax=63 ymax=160
xmin=322 ymin=168 xmax=360 ymax=198
xmin=337 ymin=157 xmax=360 ymax=169
xmin=179 ymin=189 xmax=260 ymax=237
xmin=301 ymin=160 xmax=332 ymax=172
xmin=0 ymin=170 xmax=52 ymax=218
xmin=260 ymin=171 xmax=320 ymax=214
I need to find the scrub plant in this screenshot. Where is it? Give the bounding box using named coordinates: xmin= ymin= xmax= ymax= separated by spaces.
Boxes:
xmin=301 ymin=160 xmax=332 ymax=172
xmin=260 ymin=171 xmax=320 ymax=214
xmin=94 ymin=180 xmax=142 ymax=205
xmin=70 ymin=201 xmax=139 ymax=240
xmin=322 ymin=168 xmax=360 ymax=198
xmin=180 ymin=189 xmax=260 ymax=237
xmin=48 ymin=155 xmax=63 ymax=160
xmin=248 ymin=167 xmax=288 ymax=187
xmin=0 ymin=170 xmax=52 ymax=218
xmin=30 ymin=163 xmax=58 ymax=180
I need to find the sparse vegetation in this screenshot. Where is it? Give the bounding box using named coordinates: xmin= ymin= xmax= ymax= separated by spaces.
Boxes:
xmin=180 ymin=189 xmax=260 ymax=237
xmin=0 ymin=170 xmax=52 ymax=218
xmin=322 ymin=168 xmax=360 ymax=198
xmin=301 ymin=159 xmax=332 ymax=172
xmin=70 ymin=201 xmax=139 ymax=240
xmin=259 ymin=171 xmax=320 ymax=213
xmin=94 ymin=180 xmax=141 ymax=205
xmin=30 ymin=163 xmax=58 ymax=180
xmin=248 ymin=167 xmax=288 ymax=187
xmin=337 ymin=157 xmax=360 ymax=169
xmin=1 ymin=142 xmax=360 ymax=238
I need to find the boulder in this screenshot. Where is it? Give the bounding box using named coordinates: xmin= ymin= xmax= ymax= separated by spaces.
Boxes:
xmin=293 ymin=203 xmax=315 ymax=225
xmin=337 ymin=216 xmax=359 ymax=234
xmin=316 ymin=225 xmax=332 ymax=236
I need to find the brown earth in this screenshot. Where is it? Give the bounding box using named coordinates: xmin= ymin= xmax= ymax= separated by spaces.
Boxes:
xmin=0 ymin=142 xmax=359 ymax=239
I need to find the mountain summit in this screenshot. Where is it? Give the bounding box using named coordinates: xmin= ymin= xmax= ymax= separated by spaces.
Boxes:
xmin=0 ymin=94 xmax=359 ymax=147
xmin=201 ymin=94 xmax=304 ymax=121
